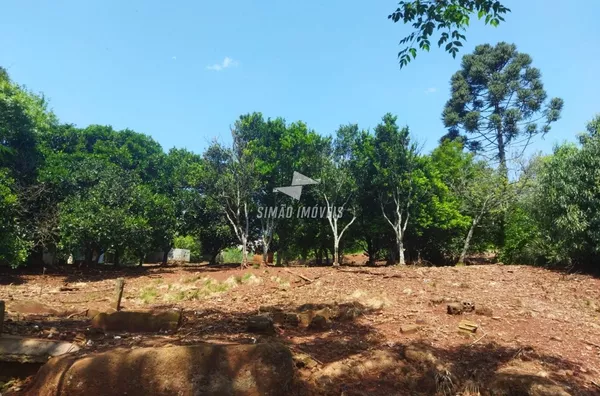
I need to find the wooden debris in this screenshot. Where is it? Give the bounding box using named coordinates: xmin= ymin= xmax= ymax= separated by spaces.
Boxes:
xmin=580 ymin=339 xmax=600 ymax=349
xmin=470 ymin=333 xmax=487 ymax=345
xmin=0 ymin=300 xmax=4 ymax=334
xmin=113 ymin=278 xmax=125 ymax=311
xmin=67 ymin=309 xmax=89 ymax=319
xmin=458 ymin=320 xmax=478 ymax=334
xmin=282 ymin=268 xmax=313 ymax=283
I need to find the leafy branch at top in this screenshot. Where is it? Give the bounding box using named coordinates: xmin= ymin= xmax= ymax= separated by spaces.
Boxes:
xmin=388 ymin=0 xmax=510 ymax=68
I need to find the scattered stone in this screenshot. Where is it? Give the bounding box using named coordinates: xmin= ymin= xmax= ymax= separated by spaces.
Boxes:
xmin=23 ymin=343 xmax=294 ymax=396
xmin=400 ymin=324 xmax=420 ymax=334
xmin=0 ymin=335 xmax=80 ymax=363
xmin=557 ymin=369 xmax=574 ymax=377
xmin=91 ymin=310 xmax=181 ymax=333
xmin=271 ymin=311 xmax=299 ymax=327
xmin=308 ymin=315 xmax=330 ymax=331
xmin=293 ymin=352 xmax=319 ymax=369
xmin=415 ymin=318 xmax=427 ymax=325
xmin=246 ymin=315 xmax=275 ymax=334
xmin=402 ymin=288 xmax=412 ymax=295
xmin=550 ymin=336 xmax=563 ymax=342
xmin=492 ymin=316 xmax=502 ymax=320
xmin=475 ymin=306 xmax=493 ymax=317
xmin=447 ymin=303 xmax=463 ymax=315
xmin=462 ymin=301 xmax=475 ymax=312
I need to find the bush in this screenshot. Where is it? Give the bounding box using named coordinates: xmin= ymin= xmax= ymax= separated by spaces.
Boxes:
xmin=173 ymin=235 xmax=202 ymax=262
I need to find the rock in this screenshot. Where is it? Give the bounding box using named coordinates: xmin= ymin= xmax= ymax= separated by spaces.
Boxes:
xmin=557 ymin=369 xmax=573 ymax=377
xmin=0 ymin=335 xmax=80 ymax=363
xmin=91 ymin=310 xmax=181 ymax=333
xmin=400 ymin=324 xmax=420 ymax=334
xmin=23 ymin=343 xmax=294 ymax=396
xmin=550 ymin=336 xmax=562 ymax=342
xmin=7 ymin=301 xmax=57 ymax=316
xmin=447 ymin=303 xmax=463 ymax=315
xmin=271 ymin=311 xmax=299 ymax=327
xmin=402 ymin=288 xmax=412 ymax=295
xmin=293 ymin=352 xmax=319 ymax=369
xmin=475 ymin=306 xmax=493 ymax=317
xmin=308 ymin=315 xmax=330 ymax=331
xmin=86 ymin=309 xmax=100 ymax=319
xmin=297 ymin=307 xmax=336 ymax=328
xmin=529 ymin=384 xmax=571 ymax=396
xmin=247 ymin=315 xmax=275 ymax=334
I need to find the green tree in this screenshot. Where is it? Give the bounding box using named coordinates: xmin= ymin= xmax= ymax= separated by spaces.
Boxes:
xmin=350 ymin=130 xmax=389 ymax=266
xmin=373 ymin=114 xmax=419 ymax=265
xmin=531 ymin=118 xmax=600 ymax=270
xmin=388 ymin=1 xmax=510 ymax=68
xmin=442 ymin=42 xmax=563 ymax=180
xmin=318 ymin=125 xmax=359 ymax=266
xmin=201 ymin=127 xmax=259 ymax=268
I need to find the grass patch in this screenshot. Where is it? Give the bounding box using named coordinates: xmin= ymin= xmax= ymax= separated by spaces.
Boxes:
xmin=220 ymin=247 xmax=243 ymax=264
xmin=242 ymin=272 xmax=253 ymax=282
xmin=183 ymin=274 xmax=203 ymax=283
xmin=140 ymin=286 xmax=159 ymax=304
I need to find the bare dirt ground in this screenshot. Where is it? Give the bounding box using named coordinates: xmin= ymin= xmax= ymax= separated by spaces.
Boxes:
xmin=2 ymin=261 xmax=600 ymax=395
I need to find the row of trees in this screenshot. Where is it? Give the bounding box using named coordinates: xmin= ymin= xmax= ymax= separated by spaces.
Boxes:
xmin=2 ymin=42 xmax=598 ymax=271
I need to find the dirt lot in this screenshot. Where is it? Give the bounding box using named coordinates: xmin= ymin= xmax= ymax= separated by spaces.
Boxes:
xmin=2 ymin=262 xmax=600 ymax=395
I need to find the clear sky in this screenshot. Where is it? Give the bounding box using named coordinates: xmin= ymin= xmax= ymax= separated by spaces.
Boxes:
xmin=1 ymin=0 xmax=598 ymax=156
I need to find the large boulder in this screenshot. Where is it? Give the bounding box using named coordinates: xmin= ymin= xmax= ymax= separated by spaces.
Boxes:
xmin=0 ymin=335 xmax=79 ymax=363
xmin=24 ymin=343 xmax=294 ymax=396
xmin=90 ymin=310 xmax=181 ymax=332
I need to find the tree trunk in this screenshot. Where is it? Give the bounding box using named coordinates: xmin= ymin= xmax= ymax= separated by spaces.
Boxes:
xmin=333 ymin=242 xmax=339 ymax=267
xmin=114 ymin=249 xmax=120 ymax=267
xmin=241 ymin=236 xmax=248 ymax=269
xmin=398 ymin=239 xmax=406 ymax=265
xmin=85 ymin=248 xmax=93 ymax=267
xmin=138 ymin=255 xmax=144 ymax=267
xmin=458 ymin=218 xmax=477 ymax=265
xmin=161 ymin=251 xmax=168 ymax=267
xmin=262 ymin=242 xmax=269 ymax=265
xmin=276 ymin=248 xmax=282 ymax=266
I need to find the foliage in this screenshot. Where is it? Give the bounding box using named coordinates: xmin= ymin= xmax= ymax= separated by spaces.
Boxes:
xmin=388 ymin=0 xmax=510 ymax=68
xmin=442 ymin=43 xmax=563 ymax=178
xmin=173 ymin=235 xmax=202 ymax=262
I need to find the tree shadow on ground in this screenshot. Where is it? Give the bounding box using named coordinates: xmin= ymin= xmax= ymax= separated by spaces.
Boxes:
xmin=0 ymin=271 xmax=25 ymax=285
xmin=5 ymin=299 xmax=599 ymax=395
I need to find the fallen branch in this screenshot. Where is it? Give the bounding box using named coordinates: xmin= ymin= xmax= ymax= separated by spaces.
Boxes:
xmin=580 ymin=339 xmax=600 ymax=349
xmin=282 ymin=268 xmax=313 ymax=283
xmin=470 ymin=333 xmax=487 ymax=346
xmin=67 ymin=309 xmax=89 ymax=319
xmin=290 ymin=346 xmax=324 ymax=365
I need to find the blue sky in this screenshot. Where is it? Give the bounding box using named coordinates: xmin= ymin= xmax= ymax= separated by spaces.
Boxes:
xmin=1 ymin=0 xmax=599 ymax=156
